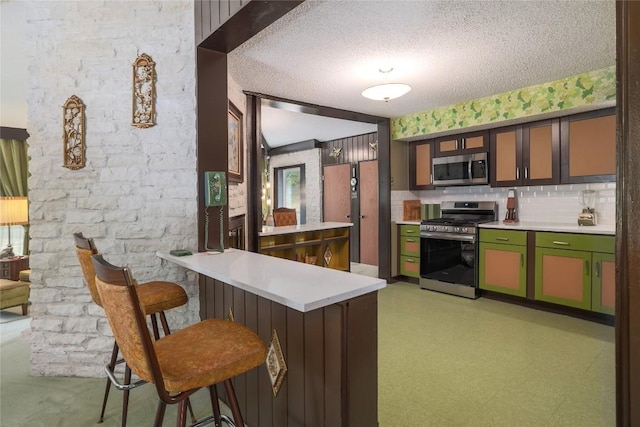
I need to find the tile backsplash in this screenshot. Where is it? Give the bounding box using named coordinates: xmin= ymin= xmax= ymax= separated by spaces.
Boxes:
xmin=392 ymin=182 xmax=616 ymax=225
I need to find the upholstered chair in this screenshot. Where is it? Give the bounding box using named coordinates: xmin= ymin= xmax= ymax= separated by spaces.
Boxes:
xmin=73 ymin=232 xmax=192 ymax=425
xmin=91 ymin=254 xmax=267 ymax=427
xmin=272 ymin=207 xmax=297 ymax=227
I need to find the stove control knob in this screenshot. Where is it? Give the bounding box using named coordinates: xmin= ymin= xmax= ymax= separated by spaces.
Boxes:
xmin=455 ymin=227 xmax=461 ymax=233
xmin=444 ymin=226 xmax=449 ymax=232
xmin=462 ymin=227 xmax=468 ymax=233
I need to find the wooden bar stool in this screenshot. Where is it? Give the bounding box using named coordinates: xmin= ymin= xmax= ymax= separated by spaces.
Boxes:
xmin=91 ymin=254 xmax=267 ymax=427
xmin=73 ymin=232 xmax=194 ymax=426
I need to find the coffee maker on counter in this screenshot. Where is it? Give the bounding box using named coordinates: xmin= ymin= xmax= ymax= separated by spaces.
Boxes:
xmin=578 ymin=190 xmax=597 ymax=226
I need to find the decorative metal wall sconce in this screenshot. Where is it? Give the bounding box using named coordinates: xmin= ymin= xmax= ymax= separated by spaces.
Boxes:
xmin=329 ymin=146 xmax=342 ymax=160
xmin=132 ymin=53 xmax=156 ymax=128
xmin=369 ymin=141 xmax=378 ymax=152
xmin=266 ymin=329 xmax=287 ymax=396
xmin=62 ymin=95 xmax=86 ymax=170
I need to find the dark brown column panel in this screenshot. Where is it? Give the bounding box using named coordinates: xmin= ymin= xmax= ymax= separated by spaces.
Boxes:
xmin=323 ymin=303 xmax=344 ymax=425
xmin=304 ymin=309 xmax=325 ymax=427
xmin=271 ymin=303 xmax=289 ymax=426
xmin=617 ymin=2 xmax=640 ymax=425
xmin=286 ymin=309 xmax=305 ymax=427
xmin=258 ymin=297 xmax=273 ymax=427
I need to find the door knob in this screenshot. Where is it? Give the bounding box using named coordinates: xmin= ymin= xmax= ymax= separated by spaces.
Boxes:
xmin=360 ymin=215 xmax=366 ymax=219
xmin=345 ymin=215 xmax=350 ymax=218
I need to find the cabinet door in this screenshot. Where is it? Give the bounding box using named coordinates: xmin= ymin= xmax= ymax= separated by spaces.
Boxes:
xmin=479 ymin=242 xmax=527 ymax=297
xmin=400 ymin=236 xmax=420 ymax=257
xmin=400 ymin=255 xmax=420 ymax=278
xmin=560 ymin=108 xmax=616 ymax=183
xmin=535 ymin=247 xmax=591 ymax=309
xmin=522 ymin=119 xmax=560 ymax=185
xmin=409 ymin=140 xmax=434 ymax=190
xmin=592 ymin=252 xmax=615 ymax=315
xmin=490 ymin=125 xmax=523 ymax=187
xmin=434 ymin=130 xmax=488 ymax=157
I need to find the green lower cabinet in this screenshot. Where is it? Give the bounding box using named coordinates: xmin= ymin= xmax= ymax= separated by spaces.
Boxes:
xmin=592 ymin=252 xmax=616 ymax=315
xmin=534 ymin=247 xmax=592 ymax=310
xmin=479 ymin=242 xmax=527 ymax=297
xmin=400 ymin=255 xmax=420 ymax=279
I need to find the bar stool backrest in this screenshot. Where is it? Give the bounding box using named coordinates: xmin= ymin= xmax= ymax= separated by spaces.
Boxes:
xmin=73 ymin=232 xmax=102 ymax=306
xmin=91 ymin=254 xmax=162 ymax=391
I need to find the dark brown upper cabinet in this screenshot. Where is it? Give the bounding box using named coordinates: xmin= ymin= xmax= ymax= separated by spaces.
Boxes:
xmin=490 ymin=119 xmax=560 ymax=187
xmin=560 ymin=108 xmax=616 ymax=184
xmin=409 ymin=139 xmax=435 ymax=190
xmin=434 ymin=130 xmax=489 ymax=157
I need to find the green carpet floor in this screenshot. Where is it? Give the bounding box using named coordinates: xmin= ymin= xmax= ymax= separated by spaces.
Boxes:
xmin=0 ymin=280 xmax=615 ymax=426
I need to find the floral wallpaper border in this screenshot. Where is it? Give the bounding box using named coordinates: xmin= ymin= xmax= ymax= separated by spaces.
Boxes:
xmin=391 ymin=66 xmax=616 ymax=141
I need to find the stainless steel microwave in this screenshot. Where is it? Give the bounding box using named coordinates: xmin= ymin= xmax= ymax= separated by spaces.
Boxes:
xmin=432 ymin=152 xmax=489 ymax=186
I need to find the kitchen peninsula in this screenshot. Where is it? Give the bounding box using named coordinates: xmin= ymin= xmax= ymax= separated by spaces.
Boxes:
xmin=157 ymin=249 xmax=386 ymax=427
xmin=258 ymin=222 xmax=352 ymax=271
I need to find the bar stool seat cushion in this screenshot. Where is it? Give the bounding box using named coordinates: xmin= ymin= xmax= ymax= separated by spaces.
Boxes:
xmin=137 ymin=281 xmax=188 ymax=315
xmin=155 ymin=318 xmax=267 ymax=392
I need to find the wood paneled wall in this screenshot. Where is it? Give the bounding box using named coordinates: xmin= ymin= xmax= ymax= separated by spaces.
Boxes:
xmin=198 ymin=276 xmax=379 ymax=427
xmin=320 ymin=132 xmax=378 ymax=165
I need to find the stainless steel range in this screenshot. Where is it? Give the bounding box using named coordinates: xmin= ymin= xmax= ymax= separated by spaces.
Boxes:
xmin=419 ymin=201 xmax=498 ymax=299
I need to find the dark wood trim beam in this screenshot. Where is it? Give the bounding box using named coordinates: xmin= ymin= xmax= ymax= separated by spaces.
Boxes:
xmin=246 ymin=91 xmax=385 ymax=124
xmin=268 ymin=139 xmax=320 ymax=156
xmin=616 ymin=1 xmax=640 ymax=425
xmin=0 ymin=127 xmax=29 ymax=140
xmin=199 ymin=1 xmax=304 ymax=52
xmin=246 ymin=94 xmax=261 ymax=252
xmin=377 ymin=119 xmax=391 ymax=281
xmin=196 ymin=47 xmax=229 ymax=252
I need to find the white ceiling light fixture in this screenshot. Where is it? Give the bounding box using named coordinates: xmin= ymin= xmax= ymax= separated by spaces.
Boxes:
xmin=361 ymin=68 xmax=411 ymax=102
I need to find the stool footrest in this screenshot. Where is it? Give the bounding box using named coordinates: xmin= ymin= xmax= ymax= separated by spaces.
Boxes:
xmin=104 ymin=363 xmax=146 ymax=391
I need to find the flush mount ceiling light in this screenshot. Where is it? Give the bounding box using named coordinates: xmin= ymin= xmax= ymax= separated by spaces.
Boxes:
xmin=361 ymin=68 xmax=411 ymax=102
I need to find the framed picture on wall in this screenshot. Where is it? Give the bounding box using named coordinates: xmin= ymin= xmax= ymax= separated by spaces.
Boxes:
xmin=228 ymin=101 xmax=243 ymax=183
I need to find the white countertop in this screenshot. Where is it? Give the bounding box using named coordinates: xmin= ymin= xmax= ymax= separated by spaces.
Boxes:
xmin=157 ymin=249 xmax=386 ymax=312
xmin=259 ymin=222 xmax=353 ymax=236
xmin=480 ymin=221 xmax=615 ymax=235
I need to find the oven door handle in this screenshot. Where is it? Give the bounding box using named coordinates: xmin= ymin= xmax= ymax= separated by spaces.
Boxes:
xmin=420 ymin=232 xmax=476 ymax=242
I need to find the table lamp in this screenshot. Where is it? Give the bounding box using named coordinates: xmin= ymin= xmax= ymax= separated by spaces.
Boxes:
xmin=0 ymin=197 xmax=29 ymax=257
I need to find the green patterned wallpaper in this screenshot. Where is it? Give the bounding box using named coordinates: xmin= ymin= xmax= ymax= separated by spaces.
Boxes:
xmin=391 ymin=66 xmax=616 ymax=141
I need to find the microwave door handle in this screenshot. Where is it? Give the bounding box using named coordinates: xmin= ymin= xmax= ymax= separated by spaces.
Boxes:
xmin=468 ymin=159 xmax=473 ymax=180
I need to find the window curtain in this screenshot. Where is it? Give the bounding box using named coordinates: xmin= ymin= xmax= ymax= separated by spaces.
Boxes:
xmin=0 ymin=128 xmax=30 ymax=254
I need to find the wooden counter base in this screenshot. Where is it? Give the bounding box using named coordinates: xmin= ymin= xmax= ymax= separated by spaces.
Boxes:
xmin=199 ymin=275 xmax=379 ymax=427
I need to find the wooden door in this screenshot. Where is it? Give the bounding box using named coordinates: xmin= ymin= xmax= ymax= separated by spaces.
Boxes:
xmin=410 ymin=140 xmax=434 ymax=190
xmin=522 ymin=119 xmax=559 ymax=185
xmin=359 ymin=160 xmax=378 ymax=266
xmin=323 ymin=164 xmax=351 ymax=223
xmin=490 ymin=125 xmax=523 ymax=187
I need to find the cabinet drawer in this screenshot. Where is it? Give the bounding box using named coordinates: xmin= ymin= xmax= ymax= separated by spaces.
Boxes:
xmin=479 ymin=229 xmax=527 ymax=245
xmin=399 ymin=224 xmax=420 ymax=237
xmin=535 ymin=232 xmax=614 ymax=253
xmin=400 ymin=256 xmax=420 ymax=278
xmin=400 ymin=236 xmax=420 ymax=257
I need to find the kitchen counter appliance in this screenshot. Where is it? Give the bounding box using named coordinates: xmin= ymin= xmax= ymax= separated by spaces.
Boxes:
xmin=419 ymin=201 xmax=498 ymax=299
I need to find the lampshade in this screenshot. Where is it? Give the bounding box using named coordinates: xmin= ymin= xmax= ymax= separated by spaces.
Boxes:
xmin=0 ymin=197 xmax=29 ymax=226
xmin=361 ymin=83 xmax=412 ymax=101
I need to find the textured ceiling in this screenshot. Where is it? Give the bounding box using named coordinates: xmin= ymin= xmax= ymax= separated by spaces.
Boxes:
xmin=228 ymin=0 xmax=616 ymax=145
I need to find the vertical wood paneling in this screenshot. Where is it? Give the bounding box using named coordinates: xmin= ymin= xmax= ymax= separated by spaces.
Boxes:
xmin=244 ymin=292 xmax=259 ymax=425
xmin=271 ymin=303 xmax=288 ymax=426
xmin=345 ymin=293 xmax=378 ymax=426
xmin=229 ymin=0 xmax=242 ymax=16
xmin=194 ymin=0 xmax=203 ymax=47
xmin=219 ymin=0 xmax=231 ymax=22
xmin=233 ymin=287 xmax=247 ymax=414
xmin=214 ymin=278 xmax=224 ymax=319
xmin=258 ymin=298 xmax=273 ymax=427
xmin=286 ymin=308 xmax=305 ymax=427
xmin=304 ymin=309 xmax=325 ymax=427
xmin=323 ymin=304 xmax=344 ymax=425
xmin=201 ymin=0 xmax=212 ymax=43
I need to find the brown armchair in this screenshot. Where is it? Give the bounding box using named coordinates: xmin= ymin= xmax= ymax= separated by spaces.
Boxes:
xmin=272 ymin=207 xmax=297 ymax=227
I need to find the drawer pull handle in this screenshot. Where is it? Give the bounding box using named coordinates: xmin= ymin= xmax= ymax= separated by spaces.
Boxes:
xmin=406 ymin=229 xmax=415 ymax=233
xmin=595 ymin=262 xmax=600 ymax=278
xmin=405 ymin=238 xmax=416 ymax=243
xmin=552 ymin=241 xmax=570 ymax=246
xmin=496 ymin=237 xmax=509 ymax=241
xmin=585 ymin=260 xmax=590 ymax=275
xmin=406 ymin=259 xmax=416 ymax=263
xmin=521 ymin=253 xmax=524 ymax=267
